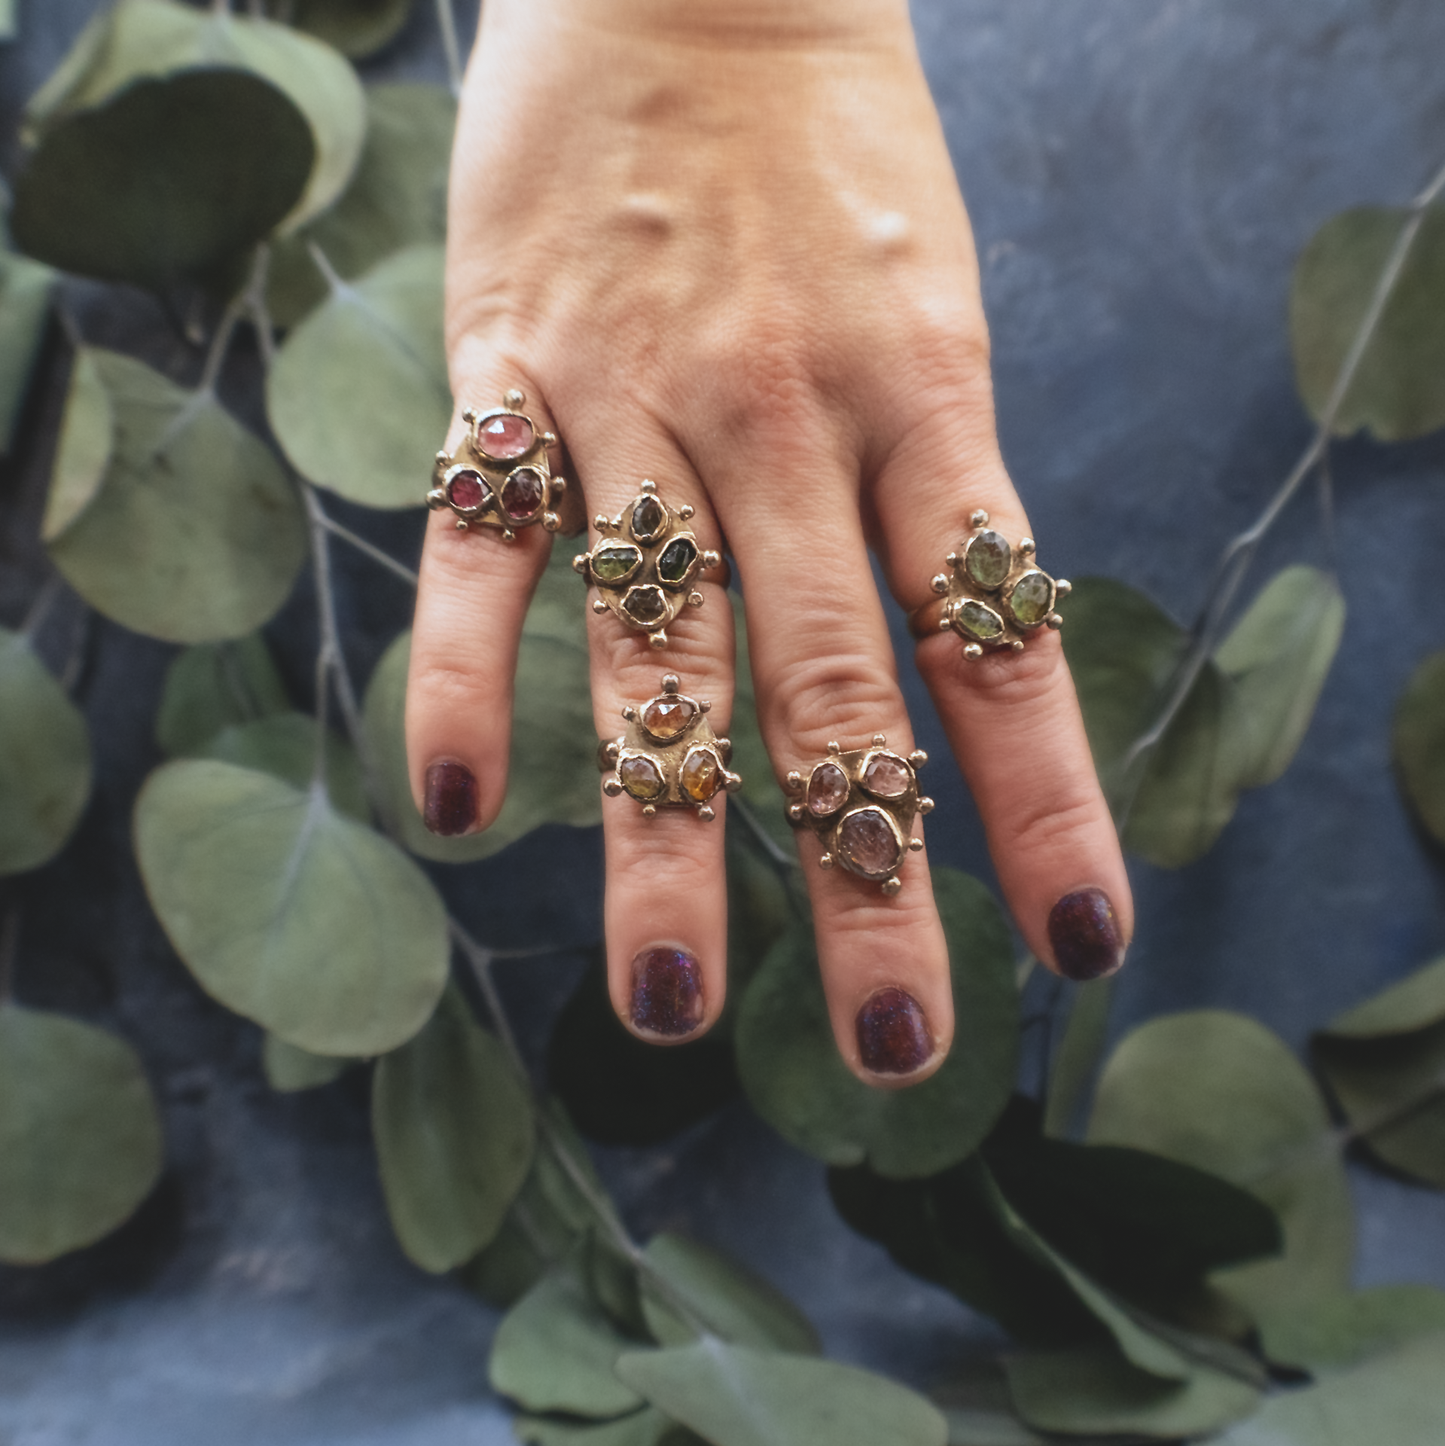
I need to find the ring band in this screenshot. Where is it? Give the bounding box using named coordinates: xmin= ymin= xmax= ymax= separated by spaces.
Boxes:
xmin=909 ymin=509 xmax=1070 ymax=655
xmin=784 ymin=735 xmax=932 ymax=895
xmin=600 ymin=673 xmax=742 ymax=820
xmin=427 ymin=390 xmax=567 ymax=541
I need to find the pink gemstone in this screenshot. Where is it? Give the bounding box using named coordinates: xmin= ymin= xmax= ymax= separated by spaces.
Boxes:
xmin=862 ymin=752 xmax=911 ymax=799
xmin=446 ymin=469 xmax=488 ymax=510
xmin=501 ymin=467 xmax=545 ymax=519
xmin=807 ymin=761 xmax=849 ymax=816
xmin=477 ymin=413 xmax=535 ymax=460
xmin=838 ymin=808 xmax=902 ymax=879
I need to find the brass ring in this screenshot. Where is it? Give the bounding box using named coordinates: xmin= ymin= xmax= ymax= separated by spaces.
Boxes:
xmin=908 ymin=509 xmax=1070 ymax=655
xmin=427 ymin=390 xmax=567 ymax=541
xmin=600 ymin=674 xmax=743 ymax=821
xmin=573 ymin=480 xmax=725 ymax=650
xmin=784 ymin=735 xmax=933 ymax=895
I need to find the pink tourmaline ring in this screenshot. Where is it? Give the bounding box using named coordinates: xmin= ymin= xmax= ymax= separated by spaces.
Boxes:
xmin=784 ymin=736 xmax=932 ymax=895
xmin=426 ymin=390 xmax=569 ymax=541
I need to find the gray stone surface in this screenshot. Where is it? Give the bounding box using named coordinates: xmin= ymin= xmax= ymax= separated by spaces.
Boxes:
xmin=3 ymin=0 xmax=1445 ymax=1440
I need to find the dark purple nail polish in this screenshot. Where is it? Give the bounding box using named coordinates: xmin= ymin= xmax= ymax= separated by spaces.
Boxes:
xmin=856 ymin=987 xmax=933 ymax=1076
xmin=1048 ymin=887 xmax=1125 ymax=981
xmin=630 ymin=946 xmax=704 ymax=1037
xmin=423 ymin=761 xmax=478 ymax=836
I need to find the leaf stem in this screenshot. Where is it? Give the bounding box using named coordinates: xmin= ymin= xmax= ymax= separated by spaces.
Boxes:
xmin=437 ymin=0 xmax=464 ymax=98
xmin=19 ymin=576 xmax=63 ymax=643
xmin=313 ymin=511 xmax=420 ymax=588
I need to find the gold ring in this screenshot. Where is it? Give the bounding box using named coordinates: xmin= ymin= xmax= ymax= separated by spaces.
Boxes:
xmin=600 ymin=674 xmax=742 ymax=821
xmin=784 ymin=735 xmax=933 ymax=895
xmin=573 ymin=480 xmax=724 ymax=650
xmin=908 ymin=509 xmax=1070 ymax=655
xmin=427 ymin=390 xmax=567 ymax=540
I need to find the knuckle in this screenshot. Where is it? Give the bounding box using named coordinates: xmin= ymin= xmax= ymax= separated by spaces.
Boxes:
xmin=918 ymin=632 xmax=1065 ymax=714
xmin=593 ymin=612 xmax=736 ymax=718
xmin=766 ymin=649 xmax=906 ymax=763
xmin=996 ymin=780 xmax=1107 ymax=868
xmin=408 ymin=659 xmax=508 ymax=716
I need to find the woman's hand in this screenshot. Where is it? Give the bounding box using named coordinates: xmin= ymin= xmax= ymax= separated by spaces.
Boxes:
xmin=406 ymin=0 xmax=1132 ymax=1083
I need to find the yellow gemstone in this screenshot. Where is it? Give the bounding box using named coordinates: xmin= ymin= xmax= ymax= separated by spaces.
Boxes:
xmin=641 ymin=695 xmax=696 ymax=741
xmin=619 ymin=755 xmax=664 ymax=801
xmin=681 ymin=748 xmax=720 ymax=803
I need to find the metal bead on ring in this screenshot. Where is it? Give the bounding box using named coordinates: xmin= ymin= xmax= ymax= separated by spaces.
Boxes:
xmin=784 ymin=735 xmax=933 ymax=895
xmin=426 ymin=390 xmax=567 ymax=541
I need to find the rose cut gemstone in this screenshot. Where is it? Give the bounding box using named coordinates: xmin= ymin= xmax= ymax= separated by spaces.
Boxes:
xmin=965 ymin=530 xmax=1012 ymax=589
xmin=837 ymin=807 xmax=903 ymax=879
xmin=619 ymin=755 xmax=665 ymax=801
xmin=861 ymin=752 xmax=911 ymax=799
xmin=446 ymin=468 xmax=488 ymax=510
xmin=477 ymin=412 xmax=534 ymax=459
xmin=807 ymin=761 xmax=849 ymax=817
xmin=591 ymin=543 xmax=642 ymax=583
xmin=641 ymin=695 xmax=697 ymax=742
xmin=630 ymin=495 xmax=666 ymax=541
xmin=657 ymin=536 xmax=698 ymax=584
xmin=623 ymin=585 xmax=667 ymax=625
xmin=955 ymin=599 xmax=1004 ymax=643
xmin=501 ymin=466 xmax=545 ymax=519
xmin=681 ymin=748 xmax=720 ymax=802
xmin=1008 ymin=571 xmax=1054 ymax=627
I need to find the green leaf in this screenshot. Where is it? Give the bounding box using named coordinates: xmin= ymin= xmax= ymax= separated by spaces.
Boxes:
xmin=40 ymin=348 xmax=112 ymax=542
xmin=1260 ymin=1285 xmax=1445 ymax=1373
xmin=1005 ymin=1344 xmax=1260 ymax=1440
xmin=514 ymin=1409 xmax=681 ymax=1446
xmin=1290 ymin=205 xmax=1445 ymax=441
xmin=1088 ymin=1011 xmax=1353 ymax=1319
xmin=373 ymin=984 xmax=534 ymax=1273
xmin=1393 ymin=649 xmax=1445 ymax=844
xmin=0 ymin=628 xmax=92 ymax=876
xmin=931 ymin=1366 xmax=1048 ymax=1446
xmin=12 ymin=70 xmax=314 ymax=292
xmin=1042 ymin=977 xmax=1113 ymax=1140
xmin=490 ymin=1266 xmax=648 ymax=1417
xmin=133 ymin=759 xmax=448 ymax=1055
xmin=0 ymin=249 xmax=54 ymax=454
xmin=0 ymin=1003 xmax=163 ymax=1264
xmin=155 ymin=636 xmax=291 ymax=757
xmin=639 ymin=1233 xmax=820 ymax=1354
xmin=1313 ymin=955 xmax=1445 ymax=1187
xmin=262 ymin=1032 xmax=347 ymax=1091
xmin=272 ymin=0 xmax=416 ymax=60
xmin=46 ymin=349 xmax=306 ymax=644
xmin=198 ymin=714 xmax=370 ymax=823
xmin=0 ymin=0 xmax=15 ymax=41
xmin=1216 ymin=565 xmax=1344 ymax=789
xmin=268 ymin=245 xmax=449 ymax=508
xmin=615 ymin=1341 xmax=948 ymax=1446
xmin=268 ymin=82 xmax=455 ymax=327
xmin=736 ymin=868 xmax=1018 ymax=1177
xmin=362 ymin=548 xmax=599 ymax=863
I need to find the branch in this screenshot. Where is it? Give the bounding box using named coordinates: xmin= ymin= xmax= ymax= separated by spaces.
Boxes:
xmin=437 ymin=0 xmax=464 ymax=98
xmin=314 ymin=510 xmax=420 ymax=588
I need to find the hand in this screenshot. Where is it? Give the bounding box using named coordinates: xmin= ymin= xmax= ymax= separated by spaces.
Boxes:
xmin=406 ymin=0 xmax=1132 ymax=1084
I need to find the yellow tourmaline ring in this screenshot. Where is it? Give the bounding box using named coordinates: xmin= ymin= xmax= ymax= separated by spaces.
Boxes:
xmin=600 ymin=675 xmax=742 ymax=821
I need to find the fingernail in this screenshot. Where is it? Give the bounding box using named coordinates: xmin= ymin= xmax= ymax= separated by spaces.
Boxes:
xmin=630 ymin=946 xmax=704 ymax=1037
xmin=856 ymin=987 xmax=933 ymax=1076
xmin=1048 ymin=887 xmax=1126 ymax=981
xmin=423 ymin=760 xmax=478 ymax=836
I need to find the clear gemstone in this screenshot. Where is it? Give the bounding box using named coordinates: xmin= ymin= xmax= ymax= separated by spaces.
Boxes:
xmin=630 ymin=495 xmax=666 ymax=541
xmin=1008 ymin=571 xmax=1054 ymax=627
xmin=623 ymin=586 xmax=666 ymax=625
xmin=641 ymin=695 xmax=696 ymax=741
xmin=446 ymin=468 xmax=488 ymax=510
xmin=591 ymin=543 xmax=642 ymax=583
xmin=807 ymin=761 xmax=849 ymax=816
xmin=477 ymin=413 xmax=534 ymax=459
xmin=657 ymin=536 xmax=698 ymax=584
xmin=965 ymin=530 xmax=1012 ymax=588
xmin=837 ymin=808 xmax=903 ymax=879
xmin=619 ymin=755 xmax=664 ymax=801
xmin=681 ymin=748 xmax=720 ymax=802
xmin=861 ymin=752 xmax=911 ymax=799
xmin=955 ymin=599 xmax=1004 ymax=643
xmin=501 ymin=466 xmax=545 ymax=519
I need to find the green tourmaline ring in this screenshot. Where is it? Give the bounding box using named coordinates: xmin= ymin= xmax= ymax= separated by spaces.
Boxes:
xmin=909 ymin=509 xmax=1070 ymax=657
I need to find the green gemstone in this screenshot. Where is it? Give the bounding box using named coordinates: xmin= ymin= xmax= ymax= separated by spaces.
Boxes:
xmin=657 ymin=536 xmax=698 ymax=584
xmin=965 ymin=530 xmax=1011 ymax=588
xmin=1008 ymin=570 xmax=1054 ymax=627
xmin=956 ymin=599 xmax=1004 ymax=643
xmin=591 ymin=543 xmax=641 ymax=583
xmin=630 ymin=495 xmax=666 ymax=541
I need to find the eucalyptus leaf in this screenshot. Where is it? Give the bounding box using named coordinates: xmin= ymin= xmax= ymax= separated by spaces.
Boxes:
xmin=0 ymin=249 xmax=54 ymax=454
xmin=1042 ymin=977 xmax=1112 ymax=1140
xmin=200 ymin=714 xmax=370 ymax=823
xmin=46 ymin=349 xmax=307 ymax=644
xmin=373 ymin=984 xmax=534 ymax=1273
xmin=1259 ymin=1285 xmax=1445 ymax=1373
xmin=275 ymin=0 xmax=416 ymax=60
xmin=736 ymin=868 xmax=1017 ymax=1178
xmin=41 ymin=348 xmax=111 ymax=543
xmin=931 ymin=1369 xmax=1047 ymax=1446
xmin=0 ymin=1003 xmax=163 ymax=1265
xmin=514 ymin=1408 xmax=679 ymax=1446
xmin=1088 ymin=1010 xmax=1353 ymax=1318
xmin=13 ymin=71 xmax=314 ymax=292
xmin=134 ymin=759 xmax=448 ymax=1056
xmin=269 ymin=82 xmax=455 ymax=326
xmin=155 ymin=636 xmax=290 ymax=757
xmin=262 ymin=1032 xmax=348 ymax=1092
xmin=0 ymin=627 xmax=92 ymax=876
xmin=615 ymin=1340 xmax=948 ymax=1446
xmin=268 ymin=245 xmax=449 ymax=508
xmin=0 ymin=0 xmax=15 ymax=41
xmin=490 ymin=1266 xmax=647 ymax=1418
xmin=1291 ymin=204 xmax=1445 ymax=441
xmin=1393 ymin=649 xmax=1445 ymax=844
xmin=639 ymin=1233 xmax=820 ymax=1354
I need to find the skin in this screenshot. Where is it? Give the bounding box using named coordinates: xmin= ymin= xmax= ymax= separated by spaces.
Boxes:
xmin=406 ymin=0 xmax=1133 ymax=1085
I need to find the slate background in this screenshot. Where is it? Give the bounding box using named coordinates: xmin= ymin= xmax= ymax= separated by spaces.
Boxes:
xmin=3 ymin=0 xmax=1445 ymax=1441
